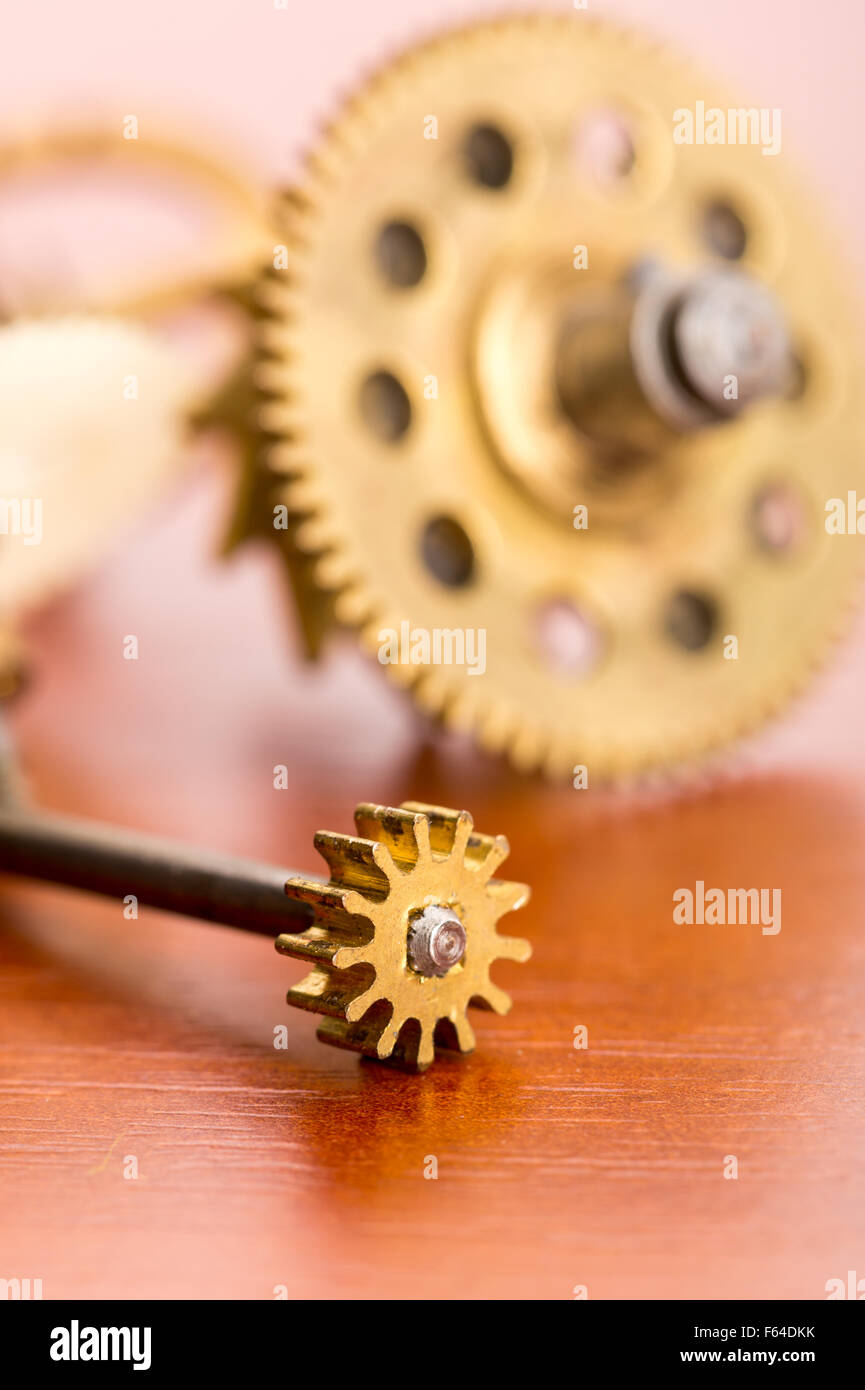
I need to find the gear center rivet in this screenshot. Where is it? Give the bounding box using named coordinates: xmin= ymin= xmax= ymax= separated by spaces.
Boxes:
xmin=407 ymin=904 xmax=467 ymax=977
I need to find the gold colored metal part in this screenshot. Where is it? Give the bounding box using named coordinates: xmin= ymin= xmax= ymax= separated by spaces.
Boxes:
xmin=0 ymin=128 xmax=273 ymax=692
xmin=276 ymin=801 xmax=531 ymax=1071
xmin=0 ymin=316 xmax=199 ymax=617
xmin=0 ymin=127 xmax=272 ymax=316
xmin=257 ymin=14 xmax=865 ymax=780
xmin=0 ymin=629 xmax=24 ymax=702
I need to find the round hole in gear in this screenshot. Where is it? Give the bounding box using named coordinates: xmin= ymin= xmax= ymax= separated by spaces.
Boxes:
xmin=534 ymin=597 xmax=603 ymax=676
xmin=358 ymin=370 xmax=412 ymax=443
xmin=663 ymin=590 xmax=718 ymax=651
xmin=574 ymin=108 xmax=636 ymax=186
xmin=463 ymin=123 xmax=515 ymax=189
xmin=374 ymin=220 xmax=428 ymax=288
xmin=785 ymin=351 xmax=808 ymax=402
xmin=420 ymin=515 xmax=476 ymax=588
xmin=702 ymin=199 xmax=747 ymax=260
xmin=751 ymin=483 xmax=806 ymax=554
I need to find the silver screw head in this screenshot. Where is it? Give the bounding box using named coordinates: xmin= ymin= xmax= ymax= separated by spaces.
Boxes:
xmin=407 ymin=905 xmax=467 ymax=977
xmin=674 ymin=269 xmax=791 ymax=413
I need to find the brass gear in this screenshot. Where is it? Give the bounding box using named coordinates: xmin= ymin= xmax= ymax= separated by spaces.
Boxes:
xmin=276 ymin=801 xmax=530 ymax=1071
xmin=0 ymin=126 xmax=270 ymax=317
xmin=0 ymin=629 xmax=23 ymax=702
xmin=258 ymin=14 xmax=864 ymax=781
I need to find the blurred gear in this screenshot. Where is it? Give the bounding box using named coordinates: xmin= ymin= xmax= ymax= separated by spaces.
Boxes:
xmin=0 ymin=315 xmax=198 ymax=618
xmin=256 ymin=14 xmax=865 ymax=780
xmin=0 ymin=128 xmax=272 ymax=697
xmin=0 ymin=126 xmax=270 ymax=317
xmin=0 ymin=627 xmax=24 ymax=701
xmin=276 ymin=801 xmax=530 ymax=1071
xmin=0 ymin=712 xmax=21 ymax=805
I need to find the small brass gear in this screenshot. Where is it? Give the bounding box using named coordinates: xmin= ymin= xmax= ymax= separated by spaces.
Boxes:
xmin=276 ymin=801 xmax=531 ymax=1071
xmin=257 ymin=14 xmax=865 ymax=781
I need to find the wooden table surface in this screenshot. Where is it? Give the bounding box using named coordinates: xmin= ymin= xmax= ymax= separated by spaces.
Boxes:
xmin=1 ymin=456 xmax=864 ymax=1301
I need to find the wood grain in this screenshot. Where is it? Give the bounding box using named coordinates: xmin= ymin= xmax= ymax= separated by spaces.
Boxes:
xmin=1 ymin=461 xmax=864 ymax=1300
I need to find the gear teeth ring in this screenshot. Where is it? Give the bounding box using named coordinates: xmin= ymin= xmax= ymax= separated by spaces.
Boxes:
xmin=276 ymin=801 xmax=531 ymax=1071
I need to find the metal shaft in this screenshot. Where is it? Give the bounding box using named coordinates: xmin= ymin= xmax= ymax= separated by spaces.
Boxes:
xmin=0 ymin=807 xmax=313 ymax=937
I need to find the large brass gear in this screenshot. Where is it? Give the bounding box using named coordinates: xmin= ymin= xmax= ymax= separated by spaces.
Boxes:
xmin=276 ymin=801 xmax=530 ymax=1071
xmin=257 ymin=14 xmax=865 ymax=781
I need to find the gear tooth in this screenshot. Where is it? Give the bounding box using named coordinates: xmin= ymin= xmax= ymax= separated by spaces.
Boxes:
xmin=331 ymin=941 xmax=372 ymax=970
xmin=317 ymin=1012 xmax=436 ymax=1072
xmin=254 ymin=359 xmax=289 ymax=395
xmin=400 ymin=802 xmax=472 ymax=858
xmin=313 ymin=830 xmax=391 ymax=895
xmin=276 ymin=477 xmax=320 ymax=513
xmin=263 ymin=443 xmax=299 ymax=477
xmin=476 ymin=703 xmax=516 ymax=756
xmin=446 ymin=686 xmax=482 ymax=734
xmin=333 ymin=584 xmax=374 ymax=626
xmin=315 ymin=1002 xmax=396 ymax=1059
xmin=413 ymin=668 xmax=453 ymax=714
xmin=269 ymin=226 xmax=315 ymax=266
xmin=282 ymin=879 xmax=375 ymax=939
xmin=294 ymin=516 xmax=333 ymax=553
xmin=343 ymin=984 xmax=377 ymax=1022
xmin=285 ymin=966 xmax=371 ymax=1019
xmin=492 ymin=933 xmax=532 ymax=963
xmin=276 ymin=926 xmax=352 ymax=966
xmin=411 ymin=812 xmax=431 ymax=862
xmin=276 ymin=185 xmax=316 ymax=223
xmin=434 ymin=1014 xmax=477 ymax=1055
xmin=257 ymin=301 xmax=294 ymax=347
xmin=374 ymin=1017 xmax=401 ymax=1059
xmin=370 ymin=839 xmax=399 ymax=881
xmin=313 ymin=550 xmax=355 ymax=590
xmin=255 ymin=275 xmax=288 ymax=318
xmin=508 ymin=726 xmax=545 ymax=774
xmin=366 ymin=642 xmax=416 ymax=689
xmin=451 ymin=810 xmax=473 ymax=861
xmin=340 ymin=888 xmax=373 ymax=919
xmin=283 ymin=877 xmax=350 ymax=916
xmin=465 ymin=831 xmax=510 ymax=878
xmin=314 ymin=1016 xmax=357 ymax=1052
xmin=285 ymin=968 xmax=332 ymax=1012
xmin=486 ymin=878 xmax=531 ymax=915
xmin=452 ymin=1015 xmax=476 ymax=1054
xmin=472 ymin=982 xmax=513 ymax=1016
xmin=258 ymin=400 xmax=297 ymax=437
xmin=353 ymin=803 xmax=428 ymax=865
xmin=415 ymin=1025 xmax=436 ymax=1072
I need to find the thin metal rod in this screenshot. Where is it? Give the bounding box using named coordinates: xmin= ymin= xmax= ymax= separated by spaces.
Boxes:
xmin=0 ymin=808 xmax=313 ymax=937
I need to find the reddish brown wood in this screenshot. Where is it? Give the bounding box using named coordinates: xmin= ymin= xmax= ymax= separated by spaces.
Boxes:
xmin=1 ymin=461 xmax=864 ymax=1300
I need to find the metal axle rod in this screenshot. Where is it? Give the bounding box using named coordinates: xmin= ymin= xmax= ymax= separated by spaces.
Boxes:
xmin=0 ymin=807 xmax=313 ymax=937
